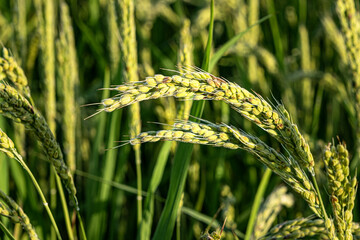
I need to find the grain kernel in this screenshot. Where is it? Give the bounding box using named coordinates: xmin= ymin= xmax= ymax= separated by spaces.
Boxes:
xmin=181 ymin=78 xmax=190 ymax=87
xmin=219 ymin=133 xmax=229 ymax=141
xmin=138 ymin=86 xmax=151 ymax=93
xmin=120 ymin=94 xmax=133 ymax=105
xmin=190 ymin=80 xmax=200 ymax=89
xmin=146 ymin=77 xmax=157 ymax=86
xmin=135 ymin=94 xmax=147 ymax=101
xmin=173 ymin=131 xmax=184 ymax=138
xmin=154 ymin=74 xmax=164 ymax=82
xmin=102 ymin=98 xmax=115 ymax=107
xmin=172 ymin=75 xmax=182 ymax=83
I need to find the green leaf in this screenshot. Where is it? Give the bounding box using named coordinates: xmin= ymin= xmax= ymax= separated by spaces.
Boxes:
xmin=209 ymin=15 xmax=271 ymax=72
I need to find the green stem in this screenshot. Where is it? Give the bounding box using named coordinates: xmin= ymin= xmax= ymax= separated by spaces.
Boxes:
xmin=13 ymin=152 xmax=62 ymax=240
xmin=77 ymin=211 xmax=87 ymax=240
xmin=54 ymin=173 xmax=74 ymax=240
xmin=311 ymin=174 xmax=328 ymax=219
xmin=135 ymin=147 xmax=142 ymax=227
xmin=0 ymin=221 xmax=15 ymax=240
xmin=50 ymin=166 xmax=56 ymax=240
xmin=244 ymin=168 xmax=272 ymax=240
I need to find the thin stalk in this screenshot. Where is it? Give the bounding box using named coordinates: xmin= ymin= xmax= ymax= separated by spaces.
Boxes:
xmin=13 ymin=152 xmax=62 ymax=240
xmin=135 ymin=147 xmax=142 ymax=226
xmin=0 ymin=221 xmax=15 ymax=240
xmin=311 ymin=175 xmax=328 ymax=219
xmin=50 ymin=167 xmax=56 ymax=240
xmin=54 ymin=174 xmax=74 ymax=240
xmin=77 ymin=211 xmax=87 ymax=240
xmin=244 ymin=168 xmax=272 ymax=240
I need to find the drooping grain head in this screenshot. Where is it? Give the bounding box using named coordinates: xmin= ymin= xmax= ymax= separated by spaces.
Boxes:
xmin=0 ymin=190 xmax=39 ymax=240
xmin=0 ymin=82 xmax=77 ymax=206
xmin=103 ymin=70 xmax=315 ymax=174
xmin=128 ymin=119 xmax=322 ymax=217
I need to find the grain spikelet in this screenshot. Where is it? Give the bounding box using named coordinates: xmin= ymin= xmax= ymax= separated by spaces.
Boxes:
xmin=0 ymin=190 xmax=39 ymax=240
xmin=0 ymin=82 xmax=77 ymax=205
xmin=324 ymin=143 xmax=357 ymax=240
xmin=102 ymin=70 xmax=315 ymax=174
xmin=128 ymin=120 xmax=323 ymax=217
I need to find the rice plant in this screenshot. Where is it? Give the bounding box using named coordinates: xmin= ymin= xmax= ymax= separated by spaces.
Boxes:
xmin=0 ymin=0 xmax=360 ymax=239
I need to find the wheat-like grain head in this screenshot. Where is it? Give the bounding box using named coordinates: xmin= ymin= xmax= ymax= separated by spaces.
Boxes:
xmin=324 ymin=142 xmax=357 ymax=240
xmin=101 ymin=70 xmax=315 ymax=174
xmin=0 ymin=82 xmax=77 ymax=206
xmin=0 ymin=190 xmax=39 ymax=240
xmin=128 ymin=119 xmax=323 ymax=217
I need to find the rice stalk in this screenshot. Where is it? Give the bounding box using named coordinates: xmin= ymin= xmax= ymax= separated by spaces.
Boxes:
xmin=0 ymin=190 xmax=39 ymax=240
xmin=116 ymin=0 xmax=143 ymax=226
xmin=35 ymin=0 xmax=56 ymax=134
xmin=299 ymin=24 xmax=313 ymax=130
xmin=56 ymin=2 xmax=81 ymax=239
xmin=57 ymin=0 xmax=78 ymax=174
